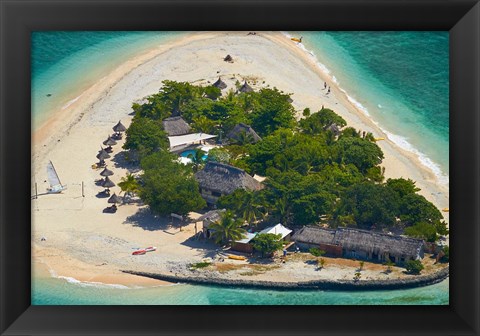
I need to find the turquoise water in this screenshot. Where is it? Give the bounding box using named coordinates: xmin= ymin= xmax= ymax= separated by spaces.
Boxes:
xmin=292 ymin=31 xmax=449 ymax=183
xmin=31 ymin=31 xmax=183 ymax=128
xmin=31 ymin=32 xmax=449 ymax=304
xmin=32 ymin=276 xmax=449 ymax=305
xmin=180 ymin=149 xmax=208 ymax=160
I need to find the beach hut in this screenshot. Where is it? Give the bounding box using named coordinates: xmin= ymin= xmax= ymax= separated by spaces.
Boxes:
xmin=227 ymin=123 xmax=261 ymax=144
xmin=259 ymin=223 xmax=292 ymax=242
xmin=197 ymin=209 xmax=226 ymax=239
xmin=291 ymin=226 xmax=424 ymax=263
xmin=291 ymin=226 xmax=342 ymax=257
xmin=334 ymin=228 xmax=424 ymax=264
xmin=100 ymin=166 xmax=114 ymax=177
xmin=231 ymin=232 xmax=257 ymax=253
xmin=325 ymin=123 xmax=341 ymax=137
xmin=195 ymin=162 xmax=263 ymax=204
xmin=162 ymin=116 xmax=192 ymax=136
xmin=223 ymin=54 xmax=233 ymax=63
xmin=238 ymin=81 xmax=254 ymax=93
xmin=287 ymin=96 xmax=293 ymax=103
xmin=212 ymin=77 xmax=227 ymax=90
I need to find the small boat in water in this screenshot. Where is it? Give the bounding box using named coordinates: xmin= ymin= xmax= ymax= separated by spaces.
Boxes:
xmin=132 ymin=249 xmax=146 ymax=255
xmin=145 ymin=246 xmax=157 ymax=252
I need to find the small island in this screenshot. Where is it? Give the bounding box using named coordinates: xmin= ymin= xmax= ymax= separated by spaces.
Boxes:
xmin=32 ymin=32 xmax=449 ymax=299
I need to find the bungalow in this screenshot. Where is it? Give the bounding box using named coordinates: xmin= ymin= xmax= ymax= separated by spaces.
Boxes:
xmin=231 ymin=224 xmax=292 ymax=254
xmin=227 ymin=123 xmax=261 ymax=144
xmin=194 ymin=162 xmax=263 ymax=204
xmin=259 ymin=223 xmax=292 ymax=242
xmin=231 ymin=232 xmax=257 ymax=253
xmin=197 ymin=209 xmax=226 ymax=239
xmin=162 ymin=116 xmax=191 ymax=136
xmin=292 ymin=226 xmax=424 ymax=264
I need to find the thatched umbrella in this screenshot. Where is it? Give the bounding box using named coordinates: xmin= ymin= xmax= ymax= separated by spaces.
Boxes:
xmin=100 ymin=166 xmax=114 ymax=177
xmin=96 ymin=148 xmax=111 ymax=161
xmin=213 ymin=77 xmax=227 ymax=90
xmin=102 ymin=136 xmax=117 ymax=153
xmin=108 ymin=193 xmax=122 ymax=204
xmin=238 ymin=81 xmax=253 ymax=93
xmin=113 ymin=120 xmax=127 ymax=133
xmin=101 ymin=176 xmax=115 ymax=194
xmin=223 ymin=54 xmax=233 ymax=63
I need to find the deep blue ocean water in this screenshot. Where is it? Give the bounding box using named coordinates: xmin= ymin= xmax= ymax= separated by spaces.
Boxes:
xmin=31 ymin=31 xmax=449 ymax=305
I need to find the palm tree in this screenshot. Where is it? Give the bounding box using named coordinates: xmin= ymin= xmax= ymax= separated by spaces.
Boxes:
xmin=187 ymin=149 xmax=206 ymax=172
xmin=118 ymin=173 xmax=140 ymax=203
xmin=238 ymin=191 xmax=266 ymax=227
xmin=208 ymin=211 xmax=246 ymax=246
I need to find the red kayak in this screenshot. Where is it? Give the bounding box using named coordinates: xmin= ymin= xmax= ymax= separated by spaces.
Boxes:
xmin=132 ymin=249 xmax=146 ymax=255
xmin=145 ymin=246 xmax=157 ymax=252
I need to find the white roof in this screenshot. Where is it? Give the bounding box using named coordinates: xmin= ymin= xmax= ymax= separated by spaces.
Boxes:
xmin=168 ymin=133 xmax=217 ymax=149
xmin=260 ymin=223 xmax=292 ymax=239
xmin=235 ymin=232 xmax=257 ymax=244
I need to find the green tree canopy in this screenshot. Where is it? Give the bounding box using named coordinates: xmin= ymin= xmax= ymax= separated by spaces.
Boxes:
xmin=333 ymin=136 xmax=384 ymax=173
xmin=252 ymin=233 xmax=284 ymax=257
xmin=336 ymin=182 xmax=399 ymax=230
xmin=299 ymin=108 xmax=346 ymax=134
xmin=139 ymin=152 xmax=206 ymax=216
xmin=399 ymin=193 xmax=443 ymax=227
xmin=386 ymin=178 xmax=420 ymax=198
xmin=248 ymin=88 xmax=296 ymax=136
xmin=404 ymin=221 xmax=438 ymax=242
xmin=123 ymin=117 xmax=168 ymax=160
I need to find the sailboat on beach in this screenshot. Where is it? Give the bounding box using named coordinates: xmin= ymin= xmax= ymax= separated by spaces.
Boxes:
xmin=46 ymin=160 xmax=67 ymax=193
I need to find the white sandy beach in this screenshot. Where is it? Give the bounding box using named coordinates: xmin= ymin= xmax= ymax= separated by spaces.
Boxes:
xmin=32 ymin=32 xmax=449 ymax=287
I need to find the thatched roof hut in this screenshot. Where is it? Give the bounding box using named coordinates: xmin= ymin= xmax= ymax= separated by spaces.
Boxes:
xmin=334 ymin=228 xmax=424 ymax=260
xmin=162 ymin=116 xmax=191 ymax=136
xmin=197 ymin=209 xmax=226 ymax=225
xmin=224 ymin=54 xmax=233 ymax=62
xmin=113 ymin=120 xmax=127 ymax=133
xmin=213 ymin=77 xmax=227 ymax=90
xmin=292 ymin=226 xmax=424 ymax=261
xmin=238 ymin=81 xmax=254 ymax=93
xmin=325 ymin=123 xmax=341 ymax=136
xmin=227 ymin=123 xmax=261 ymax=144
xmin=100 ymin=167 xmax=114 ymax=177
xmin=291 ymin=226 xmax=336 ymax=246
xmin=195 ymin=162 xmax=263 ymax=196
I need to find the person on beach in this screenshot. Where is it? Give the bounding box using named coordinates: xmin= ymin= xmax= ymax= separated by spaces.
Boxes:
xmin=324 ymin=82 xmax=327 ymax=89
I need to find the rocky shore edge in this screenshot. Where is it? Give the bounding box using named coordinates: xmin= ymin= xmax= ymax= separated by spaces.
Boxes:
xmin=122 ymin=266 xmax=449 ymax=291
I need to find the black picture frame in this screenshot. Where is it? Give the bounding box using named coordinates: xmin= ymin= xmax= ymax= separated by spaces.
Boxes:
xmin=1 ymin=0 xmax=479 ymax=335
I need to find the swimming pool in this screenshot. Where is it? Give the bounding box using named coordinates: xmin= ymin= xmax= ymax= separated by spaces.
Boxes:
xmin=179 ymin=149 xmax=208 ymax=160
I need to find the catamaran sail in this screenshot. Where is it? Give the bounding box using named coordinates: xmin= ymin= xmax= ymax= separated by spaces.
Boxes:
xmin=47 ymin=160 xmax=67 ymax=193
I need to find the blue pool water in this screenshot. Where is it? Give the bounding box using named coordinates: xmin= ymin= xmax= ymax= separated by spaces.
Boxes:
xmin=179 ymin=149 xmax=208 ymax=161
